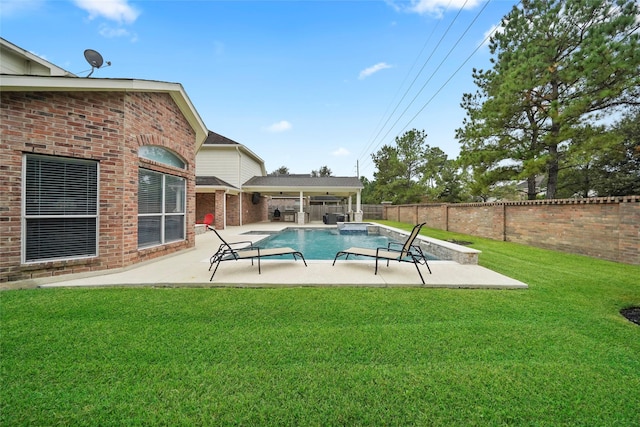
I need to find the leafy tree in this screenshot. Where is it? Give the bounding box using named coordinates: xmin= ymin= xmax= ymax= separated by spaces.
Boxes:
xmin=420 ymin=146 xmax=469 ymax=202
xmin=359 ymin=176 xmax=377 ymax=204
xmin=457 ymin=0 xmax=640 ymax=199
xmin=371 ymin=129 xmax=428 ymax=204
xmin=431 ymin=159 xmax=469 ymax=203
xmin=553 ymin=108 xmax=639 ymax=198
xmin=554 ymin=124 xmax=613 ymax=198
xmin=311 ymin=166 xmax=332 ymax=177
xmin=370 ymin=145 xmax=408 ymax=203
xmin=421 ymin=146 xmax=448 ymax=194
xmin=589 ymin=109 xmax=640 ymax=196
xmin=269 ymin=166 xmax=289 ymax=176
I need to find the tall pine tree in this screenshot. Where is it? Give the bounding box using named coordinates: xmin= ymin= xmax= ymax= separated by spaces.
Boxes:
xmin=457 ymin=0 xmax=640 ymax=199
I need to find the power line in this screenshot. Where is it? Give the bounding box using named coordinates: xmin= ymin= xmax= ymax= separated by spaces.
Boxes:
xmin=358 ymin=0 xmax=498 ymax=176
xmin=356 ymin=0 xmax=455 ymax=162
xmin=357 ymin=0 xmax=470 ymax=165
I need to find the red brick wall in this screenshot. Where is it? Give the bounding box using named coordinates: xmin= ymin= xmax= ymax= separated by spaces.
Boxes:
xmin=195 ymin=191 xmax=241 ymax=230
xmin=0 ymin=90 xmax=197 ymax=282
xmin=225 ymin=194 xmax=239 ymax=226
xmin=241 ymin=193 xmax=268 ymax=224
xmin=196 ymin=193 xmax=216 ymax=225
xmin=384 ymin=197 xmax=640 ymax=265
xmin=210 ymin=192 xmax=268 ymax=228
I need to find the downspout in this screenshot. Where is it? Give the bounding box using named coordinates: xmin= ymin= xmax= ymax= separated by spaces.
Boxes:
xmin=236 ymin=146 xmax=243 ymax=226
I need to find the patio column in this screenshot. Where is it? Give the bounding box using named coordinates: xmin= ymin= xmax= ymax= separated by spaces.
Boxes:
xmin=354 ymin=189 xmax=363 ymax=222
xmin=296 ymin=191 xmax=306 ymax=224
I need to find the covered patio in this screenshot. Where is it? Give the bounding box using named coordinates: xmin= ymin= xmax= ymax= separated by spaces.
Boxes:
xmin=242 ymin=176 xmax=364 ymax=224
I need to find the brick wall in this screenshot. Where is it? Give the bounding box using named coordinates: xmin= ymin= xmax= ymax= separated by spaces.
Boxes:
xmin=241 ymin=193 xmax=268 ymax=224
xmin=196 ymin=193 xmax=216 ymax=225
xmin=384 ymin=197 xmax=639 ymax=265
xmin=213 ymin=192 xmax=267 ymax=227
xmin=0 ymin=90 xmax=198 ymax=282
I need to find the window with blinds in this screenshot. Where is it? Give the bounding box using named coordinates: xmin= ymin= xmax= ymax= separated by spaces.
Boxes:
xmin=23 ymin=155 xmax=99 ymax=262
xmin=138 ymin=169 xmax=185 ymax=248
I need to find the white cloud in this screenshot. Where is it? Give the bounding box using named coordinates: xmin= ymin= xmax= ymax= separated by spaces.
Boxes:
xmin=73 ymin=0 xmax=140 ymax=24
xmin=98 ymin=24 xmax=136 ymax=41
xmin=358 ymin=62 xmax=393 ymax=80
xmin=331 ymin=148 xmax=350 ymax=157
xmin=405 ymin=0 xmax=481 ymax=17
xmin=263 ymin=120 xmax=292 ymax=133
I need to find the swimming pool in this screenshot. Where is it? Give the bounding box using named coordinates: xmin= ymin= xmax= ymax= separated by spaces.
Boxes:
xmin=252 ymin=228 xmax=439 ymax=261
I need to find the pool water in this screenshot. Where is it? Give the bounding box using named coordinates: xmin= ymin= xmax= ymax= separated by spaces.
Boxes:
xmin=253 ymin=228 xmax=437 ymax=261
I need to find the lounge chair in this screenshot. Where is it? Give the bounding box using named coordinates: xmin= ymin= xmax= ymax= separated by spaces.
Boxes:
xmin=332 ymin=223 xmax=431 ymax=284
xmin=208 ymin=226 xmax=307 ymax=281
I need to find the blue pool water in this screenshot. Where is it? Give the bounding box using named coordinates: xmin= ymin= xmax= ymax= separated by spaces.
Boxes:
xmin=252 ymin=228 xmax=437 ymax=261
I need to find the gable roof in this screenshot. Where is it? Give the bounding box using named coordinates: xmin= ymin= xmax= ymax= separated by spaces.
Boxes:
xmin=198 ymin=131 xmax=266 ymax=174
xmin=196 ymin=176 xmax=237 ymax=188
xmin=0 ymin=74 xmax=208 ymax=149
xmin=203 ymin=131 xmax=240 ymax=145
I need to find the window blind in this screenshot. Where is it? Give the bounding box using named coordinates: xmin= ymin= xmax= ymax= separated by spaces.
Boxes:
xmin=24 ymin=155 xmax=98 ymax=262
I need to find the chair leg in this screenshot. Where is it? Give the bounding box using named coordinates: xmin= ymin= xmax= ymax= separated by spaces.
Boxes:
xmin=413 ymin=247 xmax=432 ymax=274
xmin=412 ymin=257 xmax=426 ymax=285
xmin=293 ymin=253 xmax=308 ymax=266
xmin=332 ymin=252 xmax=344 ymax=266
xmin=210 ymin=258 xmax=223 ymax=281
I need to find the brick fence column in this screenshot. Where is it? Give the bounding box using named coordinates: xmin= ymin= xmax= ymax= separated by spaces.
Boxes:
xmin=619 ymin=199 xmax=640 ymax=265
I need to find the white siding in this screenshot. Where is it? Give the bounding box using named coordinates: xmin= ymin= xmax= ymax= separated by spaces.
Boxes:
xmin=196 ymin=146 xmax=265 ymax=188
xmin=0 ymin=49 xmax=52 ymax=75
xmin=240 ymin=155 xmax=263 ymax=184
xmin=0 ymin=41 xmax=71 ymax=76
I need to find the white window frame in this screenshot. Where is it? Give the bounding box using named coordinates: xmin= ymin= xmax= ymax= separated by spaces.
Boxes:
xmin=137 ymin=169 xmax=186 ymax=249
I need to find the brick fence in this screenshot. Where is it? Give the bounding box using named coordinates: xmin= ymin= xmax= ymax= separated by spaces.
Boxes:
xmin=384 ymin=196 xmax=640 ymax=265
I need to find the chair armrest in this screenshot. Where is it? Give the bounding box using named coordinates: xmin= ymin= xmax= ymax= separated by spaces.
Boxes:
xmin=226 ymin=240 xmax=254 ymax=248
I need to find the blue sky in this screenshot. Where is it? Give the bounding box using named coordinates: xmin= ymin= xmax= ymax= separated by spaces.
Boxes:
xmin=1 ymin=0 xmax=518 ymax=178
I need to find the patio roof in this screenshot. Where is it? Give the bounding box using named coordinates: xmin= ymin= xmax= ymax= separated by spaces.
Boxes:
xmin=195 ymin=176 xmax=241 ymax=194
xmin=243 ymin=175 xmax=363 ymax=197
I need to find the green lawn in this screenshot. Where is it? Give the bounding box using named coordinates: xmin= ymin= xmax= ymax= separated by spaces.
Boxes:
xmin=2 ymin=221 xmax=639 ymax=426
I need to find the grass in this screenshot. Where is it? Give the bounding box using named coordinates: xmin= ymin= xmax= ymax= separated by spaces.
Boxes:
xmin=2 ymin=221 xmax=639 ymax=425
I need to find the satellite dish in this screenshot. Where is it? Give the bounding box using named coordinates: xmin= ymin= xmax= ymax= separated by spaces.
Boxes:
xmin=83 ymin=49 xmax=110 ymax=77
xmin=84 ymin=49 xmax=104 ymax=68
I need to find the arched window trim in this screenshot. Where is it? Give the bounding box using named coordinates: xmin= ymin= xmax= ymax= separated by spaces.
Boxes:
xmin=138 ymin=145 xmax=186 ymax=169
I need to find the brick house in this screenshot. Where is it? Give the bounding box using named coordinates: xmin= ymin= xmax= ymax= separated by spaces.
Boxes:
xmin=0 ymin=38 xmax=208 ymax=283
xmin=195 ymin=131 xmax=268 ymax=230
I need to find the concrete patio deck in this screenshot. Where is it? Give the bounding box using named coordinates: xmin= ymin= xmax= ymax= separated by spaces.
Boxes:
xmin=5 ymin=223 xmax=528 ymax=290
